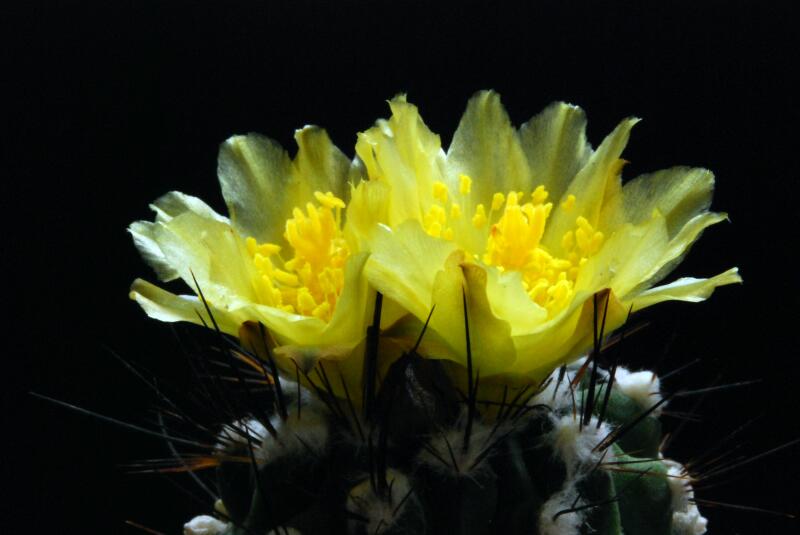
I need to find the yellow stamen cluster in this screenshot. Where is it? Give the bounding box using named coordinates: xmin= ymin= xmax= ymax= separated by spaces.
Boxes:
xmin=246 ymin=191 xmax=349 ymax=322
xmin=423 ymin=177 xmax=605 ymax=316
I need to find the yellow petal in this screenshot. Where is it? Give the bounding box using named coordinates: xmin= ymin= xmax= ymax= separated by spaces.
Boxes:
xmin=446 ymin=90 xmax=532 ymax=202
xmin=508 ymin=287 xmax=632 ymax=381
xmin=429 ymin=251 xmax=516 ymax=376
xmin=355 ymin=95 xmax=445 ymax=226
xmin=574 ymin=214 xmax=669 ymax=299
xmin=128 ymin=221 xmax=177 ymax=282
xmin=149 ymin=191 xmax=229 ymax=224
xmin=365 ymin=221 xmax=459 ymax=321
xmin=518 ymin=101 xmax=592 ymax=204
xmin=483 ymin=268 xmax=549 ymax=335
xmin=632 ymin=211 xmax=729 ymax=293
xmin=509 ymin=292 xmax=588 ymax=378
xmin=543 ymin=116 xmax=639 ymax=251
xmin=345 ymin=175 xmax=391 ymax=252
xmin=129 ymin=192 xmax=229 ymax=283
xmin=601 ymin=166 xmax=716 ymax=237
xmin=130 ymin=278 xmax=243 ymax=334
xmin=292 ymin=126 xmax=351 ymax=200
xmin=628 ymin=268 xmax=742 ymax=309
xmin=318 ymin=252 xmax=372 ymax=345
xmin=218 ymin=128 xmax=350 ymax=244
xmin=154 ymin=211 xmax=259 ymax=305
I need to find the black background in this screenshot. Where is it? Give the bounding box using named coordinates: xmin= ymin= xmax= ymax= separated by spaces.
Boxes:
xmin=7 ymin=1 xmax=800 ymax=533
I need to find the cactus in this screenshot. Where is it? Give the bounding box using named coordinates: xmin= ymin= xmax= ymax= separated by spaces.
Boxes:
xmin=179 ymin=298 xmax=707 ymax=535
xmin=120 ymin=93 xmax=744 ymax=534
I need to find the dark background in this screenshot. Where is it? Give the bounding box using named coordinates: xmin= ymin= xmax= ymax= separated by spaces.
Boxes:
xmin=7 ymin=1 xmax=799 ymax=533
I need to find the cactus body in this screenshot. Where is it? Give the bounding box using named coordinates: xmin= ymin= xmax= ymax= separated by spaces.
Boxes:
xmin=185 ymin=353 xmax=706 ymax=535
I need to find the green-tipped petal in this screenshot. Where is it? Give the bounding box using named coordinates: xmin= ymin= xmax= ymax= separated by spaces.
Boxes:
xmin=130 ymin=278 xmax=243 ymax=334
xmin=129 ymin=191 xmax=229 ymax=282
xmin=218 ymin=127 xmax=350 ymax=244
xmin=519 ymin=101 xmax=592 ymax=203
xmin=602 ymin=166 xmax=716 ymax=237
xmin=355 ymin=95 xmax=445 ymax=226
xmin=543 ymin=117 xmax=638 ymax=251
xmin=291 ymin=126 xmax=351 ymax=201
xmin=630 ymin=211 xmax=729 ymax=294
xmin=129 ymin=221 xmax=177 ymax=282
xmin=446 ymin=90 xmax=532 ymax=199
xmin=150 ymin=191 xmax=228 ymax=224
xmin=629 ymin=268 xmax=742 ymax=309
xmin=578 ymin=215 xmax=670 ymax=299
xmin=154 ymin=211 xmax=259 ymax=305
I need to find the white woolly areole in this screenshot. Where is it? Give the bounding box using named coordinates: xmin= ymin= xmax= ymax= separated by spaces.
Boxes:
xmin=259 ymin=404 xmax=329 ymax=461
xmin=550 ymin=415 xmax=614 ymax=479
xmin=613 ymin=368 xmax=664 ymax=415
xmin=183 ymin=515 xmax=229 ymax=535
xmin=216 ymin=406 xmax=329 ymax=463
xmin=530 ymin=370 xmax=575 ymax=413
xmin=537 ymin=415 xmax=615 ymax=535
xmin=664 ymin=459 xmax=708 ymax=535
xmin=347 ymin=470 xmax=413 ymax=534
xmin=538 ymin=484 xmax=584 ymax=535
xmin=418 ymin=414 xmax=494 ymax=476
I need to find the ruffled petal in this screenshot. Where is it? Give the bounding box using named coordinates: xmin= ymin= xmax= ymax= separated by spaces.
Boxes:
xmin=510 ymin=292 xmax=589 ymax=377
xmin=365 ymin=221 xmax=458 ymax=320
xmin=292 ymin=126 xmax=351 ymax=201
xmin=355 ymin=95 xmax=445 ymax=226
xmin=129 ymin=221 xmax=177 ymax=281
xmin=579 ymin=215 xmax=670 ymax=299
xmin=217 ymin=133 xmax=293 ymax=243
xmin=430 ymin=251 xmax=516 ymax=376
xmin=318 ymin=252 xmax=373 ymax=345
xmin=130 ymin=278 xmax=244 ymax=334
xmin=446 ymin=90 xmax=532 ymax=201
xmin=154 ymin=211 xmax=260 ymax=306
xmin=519 ymin=101 xmax=592 ymax=203
xmin=601 ymin=167 xmax=716 ymax=237
xmin=129 ymin=191 xmax=229 ymax=282
xmin=217 ymin=127 xmax=350 ymax=244
xmin=628 ymin=268 xmax=742 ymax=309
xmin=345 ymin=173 xmax=391 ymax=252
xmin=542 ymin=117 xmax=638 ymax=251
xmin=150 ymin=191 xmax=229 ymax=224
xmin=483 ymin=268 xmax=549 ymax=335
xmin=630 ymin=211 xmax=729 ymax=294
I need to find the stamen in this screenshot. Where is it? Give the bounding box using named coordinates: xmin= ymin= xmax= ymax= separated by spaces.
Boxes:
xmin=246 ymin=191 xmax=349 ymax=322
xmin=433 ymin=181 xmax=449 ymax=203
xmin=472 ymin=204 xmax=487 ymax=229
xmin=459 ymin=174 xmax=472 ymax=195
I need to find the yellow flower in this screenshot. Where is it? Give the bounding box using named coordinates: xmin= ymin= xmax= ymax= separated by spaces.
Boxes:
xmin=129 ymin=127 xmax=375 ymax=371
xmin=351 ymin=91 xmax=741 ymax=381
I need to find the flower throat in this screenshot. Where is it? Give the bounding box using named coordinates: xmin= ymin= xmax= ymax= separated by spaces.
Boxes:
xmin=246 ymin=191 xmax=349 ymax=322
xmin=422 ymin=176 xmax=605 ymax=316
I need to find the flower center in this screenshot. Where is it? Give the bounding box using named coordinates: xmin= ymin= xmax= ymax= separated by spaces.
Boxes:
xmin=423 ymin=176 xmax=604 ymax=316
xmin=246 ymin=191 xmax=349 ymax=321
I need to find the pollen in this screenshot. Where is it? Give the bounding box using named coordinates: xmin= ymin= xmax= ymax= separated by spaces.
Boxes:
xmin=459 ymin=174 xmax=472 ymax=195
xmin=246 ymin=191 xmax=349 ymax=322
xmin=472 ymin=204 xmax=487 ymax=229
xmin=433 ymin=181 xmax=449 ymax=203
xmin=423 ymin=181 xmax=605 ymax=316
